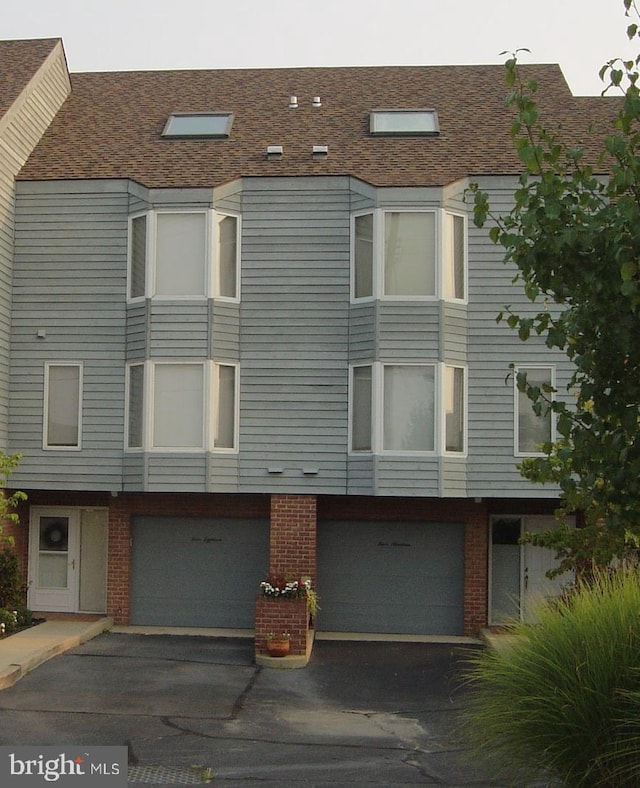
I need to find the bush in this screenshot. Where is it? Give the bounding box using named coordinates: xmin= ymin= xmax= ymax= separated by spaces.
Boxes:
xmin=463 ymin=569 xmax=640 ymax=787
xmin=0 ymin=608 xmax=17 ymax=634
xmin=0 ymin=547 xmax=25 ymax=609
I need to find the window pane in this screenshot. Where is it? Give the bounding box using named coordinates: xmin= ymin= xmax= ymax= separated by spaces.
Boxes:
xmin=130 ymin=215 xmax=147 ymax=298
xmin=163 ymin=113 xmax=232 ymax=137
xmin=46 ymin=366 xmax=80 ymax=447
xmin=351 ymin=366 xmax=372 ymax=451
xmin=217 ymin=214 xmax=238 ymax=298
xmin=383 ymin=365 xmax=435 ymax=451
xmin=127 ymin=364 xmax=144 ymax=448
xmin=214 ymin=365 xmax=236 ymax=449
xmin=384 ymin=212 xmax=436 ymax=296
xmin=153 ymin=364 xmax=204 ymax=448
xmin=444 ymin=366 xmax=465 ymax=452
xmin=370 ymin=110 xmax=439 ymax=135
xmin=155 ymin=213 xmax=206 ymax=296
xmin=354 ymin=213 xmax=373 ymax=298
xmin=443 ymin=213 xmax=465 ymax=299
xmin=518 ymin=367 xmax=552 ymax=453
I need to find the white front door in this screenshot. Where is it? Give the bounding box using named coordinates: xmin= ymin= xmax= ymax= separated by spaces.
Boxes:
xmin=28 ymin=507 xmax=107 ymax=613
xmin=490 ymin=515 xmax=574 ymax=625
xmin=522 ymin=516 xmax=573 ymax=623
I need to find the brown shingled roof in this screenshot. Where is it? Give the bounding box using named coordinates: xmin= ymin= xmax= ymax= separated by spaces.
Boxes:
xmin=17 ymin=62 xmax=622 ymax=188
xmin=0 ymin=38 xmax=61 ymax=118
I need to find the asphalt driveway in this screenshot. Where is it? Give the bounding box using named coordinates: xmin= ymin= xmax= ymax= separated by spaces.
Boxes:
xmin=0 ymin=634 xmax=543 ymax=786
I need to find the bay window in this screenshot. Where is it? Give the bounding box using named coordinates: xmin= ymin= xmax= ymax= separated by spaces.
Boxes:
xmin=128 ymin=209 xmax=240 ymax=301
xmin=349 ymin=363 xmax=466 ymax=454
xmin=126 ymin=360 xmax=238 ymax=452
xmin=351 ymin=208 xmax=467 ymax=301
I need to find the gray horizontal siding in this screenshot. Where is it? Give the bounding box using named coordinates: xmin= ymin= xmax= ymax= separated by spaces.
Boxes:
xmin=238 ymin=177 xmax=350 ymax=493
xmin=375 ymin=457 xmax=440 ymax=497
xmin=466 ymin=176 xmax=563 ymax=498
xmin=9 ymin=181 xmax=129 ymax=490
xmin=148 ymin=302 xmax=209 ymax=356
xmin=377 ymin=302 xmax=440 ymax=362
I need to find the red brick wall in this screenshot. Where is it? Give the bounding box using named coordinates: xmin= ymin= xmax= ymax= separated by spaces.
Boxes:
xmin=269 ymin=494 xmax=317 ymax=582
xmin=255 ymin=595 xmax=309 ymax=655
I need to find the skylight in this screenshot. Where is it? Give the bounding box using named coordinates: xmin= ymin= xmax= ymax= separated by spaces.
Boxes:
xmin=370 ymin=109 xmax=439 ymax=136
xmin=162 ymin=113 xmax=233 ymax=138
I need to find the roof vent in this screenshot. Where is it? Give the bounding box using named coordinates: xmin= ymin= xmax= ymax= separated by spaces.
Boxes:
xmin=267 ymin=145 xmax=284 ymax=157
xmin=312 ymin=145 xmax=329 ymax=156
xmin=289 ymin=95 xmax=298 ymax=108
xmin=312 ymin=96 xmax=322 ymax=107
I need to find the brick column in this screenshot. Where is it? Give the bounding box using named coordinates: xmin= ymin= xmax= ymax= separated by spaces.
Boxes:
xmin=254 ymin=494 xmax=318 ymax=658
xmin=107 ymin=497 xmax=131 ymax=625
xmin=463 ymin=502 xmax=489 ymax=635
xmin=268 ymin=494 xmax=317 ymax=582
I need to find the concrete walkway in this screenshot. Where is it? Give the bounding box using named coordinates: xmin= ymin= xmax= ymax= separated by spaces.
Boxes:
xmin=0 ymin=617 xmax=113 ymax=689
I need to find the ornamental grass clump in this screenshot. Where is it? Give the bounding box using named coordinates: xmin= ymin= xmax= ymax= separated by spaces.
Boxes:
xmin=463 ymin=568 xmax=640 ymax=787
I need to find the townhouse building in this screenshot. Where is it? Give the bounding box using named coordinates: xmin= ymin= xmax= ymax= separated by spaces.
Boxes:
xmin=0 ymin=37 xmax=619 ymax=642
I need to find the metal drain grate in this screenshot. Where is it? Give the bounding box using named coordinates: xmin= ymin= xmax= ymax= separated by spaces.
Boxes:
xmin=128 ymin=764 xmax=213 ymax=784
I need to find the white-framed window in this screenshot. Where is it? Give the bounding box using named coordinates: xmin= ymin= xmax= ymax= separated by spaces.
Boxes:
xmin=514 ymin=365 xmax=555 ymax=456
xmin=351 ymin=209 xmax=467 ymax=302
xmin=43 ymin=363 xmax=83 ymax=450
xmin=443 ymin=364 xmax=466 ymax=454
xmin=349 ymin=362 xmax=466 ymax=455
xmin=212 ymin=362 xmax=238 ymax=451
xmin=127 ymin=209 xmax=241 ymax=302
xmin=350 ymin=365 xmax=373 ymax=451
xmin=125 ymin=360 xmax=239 ymax=452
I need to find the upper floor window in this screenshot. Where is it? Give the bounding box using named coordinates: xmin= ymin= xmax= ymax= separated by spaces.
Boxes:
xmin=126 ymin=360 xmax=238 ymax=452
xmin=351 ymin=209 xmax=466 ymax=302
xmin=128 ymin=210 xmax=240 ymax=302
xmin=43 ymin=363 xmax=82 ymax=450
xmin=515 ymin=366 xmax=555 ymax=455
xmin=350 ymin=362 xmax=466 ymax=455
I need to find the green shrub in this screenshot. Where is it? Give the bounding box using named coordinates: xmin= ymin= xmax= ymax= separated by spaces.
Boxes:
xmin=0 ymin=608 xmax=17 ymax=634
xmin=463 ymin=569 xmax=640 ymax=787
xmin=14 ymin=605 xmax=32 ymax=627
xmin=0 ymin=547 xmax=25 ymax=609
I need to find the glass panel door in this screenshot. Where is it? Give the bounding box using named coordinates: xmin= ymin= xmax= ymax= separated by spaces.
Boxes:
xmin=28 ymin=509 xmax=79 ymax=612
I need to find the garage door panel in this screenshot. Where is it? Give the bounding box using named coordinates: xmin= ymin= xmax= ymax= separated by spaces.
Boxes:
xmin=131 ymin=517 xmax=268 ymax=627
xmin=318 ymin=520 xmax=464 ymax=635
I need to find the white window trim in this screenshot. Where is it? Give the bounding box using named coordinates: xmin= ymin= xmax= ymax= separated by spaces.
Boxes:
xmin=213 ymin=211 xmax=241 ymax=303
xmin=440 ymin=210 xmax=468 ymax=305
xmin=348 ymin=361 xmax=468 ymax=456
xmin=124 ymin=359 xmax=239 ymax=453
xmin=43 ymin=362 xmax=83 ymax=451
xmin=441 ymin=363 xmax=468 ymax=457
xmin=350 ymin=211 xmax=376 ymax=304
xmin=151 ymin=210 xmax=210 ymax=301
xmin=124 ymin=362 xmax=145 ymax=452
xmin=348 ymin=363 xmax=374 ymax=453
xmin=210 ymin=361 xmax=240 ymax=453
xmin=149 ymin=360 xmax=208 ymax=452
xmin=514 ymin=364 xmax=556 ymax=457
xmin=127 ymin=211 xmax=150 ymax=304
xmin=127 ymin=209 xmax=242 ymax=303
xmin=350 ymin=208 xmax=467 ymax=303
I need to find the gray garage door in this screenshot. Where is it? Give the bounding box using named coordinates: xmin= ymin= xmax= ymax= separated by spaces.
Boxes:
xmin=317 ymin=520 xmax=464 ymax=635
xmin=131 ymin=517 xmax=269 ymax=627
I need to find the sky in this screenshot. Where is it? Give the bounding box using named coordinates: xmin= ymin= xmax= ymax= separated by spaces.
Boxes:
xmin=2 ymin=0 xmax=638 ymax=95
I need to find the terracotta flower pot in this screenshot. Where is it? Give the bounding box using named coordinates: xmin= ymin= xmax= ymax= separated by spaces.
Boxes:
xmin=266 ymin=639 xmax=291 ymax=657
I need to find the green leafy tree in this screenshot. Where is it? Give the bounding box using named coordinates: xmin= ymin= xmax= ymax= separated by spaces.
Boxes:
xmin=469 ymin=1 xmax=640 ymax=574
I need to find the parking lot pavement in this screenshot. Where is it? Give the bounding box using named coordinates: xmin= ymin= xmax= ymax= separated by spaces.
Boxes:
xmin=0 ymin=633 xmax=541 ymax=785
